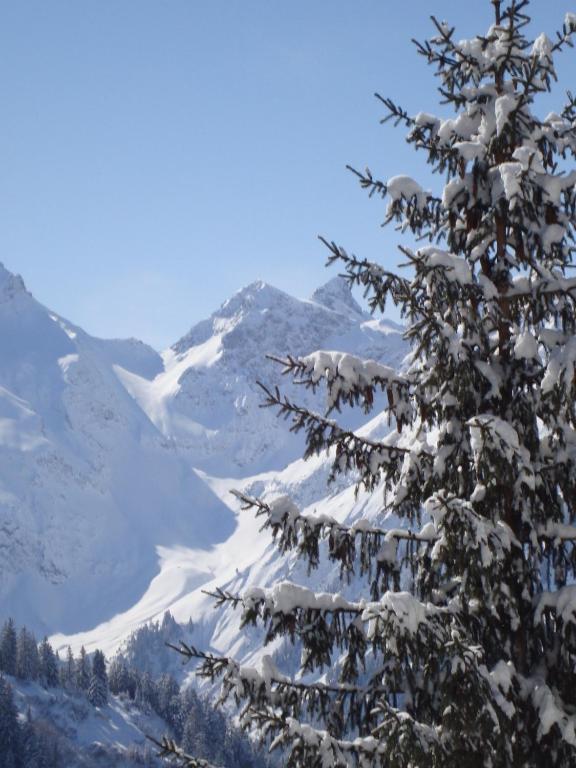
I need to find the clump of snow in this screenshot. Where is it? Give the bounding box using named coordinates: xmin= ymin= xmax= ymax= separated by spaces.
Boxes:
xmin=498 ymin=162 xmax=523 ymax=202
xmin=414 ymin=112 xmax=440 ymax=129
xmin=387 ymin=175 xmax=428 ymax=209
xmin=512 ymin=145 xmax=544 ymax=173
xmin=495 ymin=94 xmax=517 ymax=135
xmin=420 ymin=248 xmax=473 ymax=284
xmin=532 ymin=33 xmax=553 ymax=62
xmin=442 ymin=179 xmax=465 ymax=208
xmin=539 ymin=169 xmax=576 ymax=205
xmin=513 ymin=331 xmax=539 ymax=360
xmin=244 ymin=581 xmax=359 ymax=615
xmin=532 ymin=683 xmax=576 ymax=746
xmin=542 ymin=337 xmax=576 ymax=394
xmin=454 ymin=141 xmax=486 ymax=162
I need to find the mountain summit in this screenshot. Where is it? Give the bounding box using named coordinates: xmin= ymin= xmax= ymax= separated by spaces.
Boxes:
xmin=310 ymin=276 xmax=365 ymax=317
xmin=118 ymin=275 xmax=407 ymax=475
xmin=0 ymin=262 xmax=27 ymax=302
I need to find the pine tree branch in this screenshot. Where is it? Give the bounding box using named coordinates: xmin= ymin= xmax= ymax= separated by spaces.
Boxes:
xmin=246 ymin=705 xmax=441 ymax=767
xmin=230 ymin=490 xmax=437 ymax=597
xmin=148 ymin=736 xmax=224 ymax=768
xmin=536 ymin=523 xmax=576 ymax=542
xmin=231 ymin=490 xmax=436 ymax=545
xmin=267 ymin=351 xmax=412 ymax=423
xmin=168 ymin=642 xmax=404 ymax=735
xmin=318 ymin=237 xmax=411 ymax=314
xmin=257 ymin=382 xmax=432 ymax=492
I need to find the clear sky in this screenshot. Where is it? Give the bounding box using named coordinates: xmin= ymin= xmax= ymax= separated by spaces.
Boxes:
xmin=1 ymin=1 xmax=574 ymax=348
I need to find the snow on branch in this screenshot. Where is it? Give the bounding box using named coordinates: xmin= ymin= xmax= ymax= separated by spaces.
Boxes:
xmin=534 ymin=585 xmax=576 ymax=638
xmin=257 ymin=383 xmax=432 ymax=493
xmin=531 ymin=684 xmax=576 ymax=749
xmin=168 ymin=644 xmax=406 ymax=738
xmin=468 ymin=415 xmax=536 ymax=496
xmin=203 ymin=581 xmax=450 ymax=677
xmin=232 ymin=490 xmax=437 ymax=597
xmin=426 ymin=492 xmax=517 ymax=574
xmin=148 ymin=736 xmax=225 ymax=768
xmin=248 ymin=705 xmax=440 ymax=768
xmin=269 ymin=351 xmax=412 ymax=426
xmin=232 ymin=491 xmax=436 ymax=545
xmin=536 ymin=522 xmax=576 ymax=543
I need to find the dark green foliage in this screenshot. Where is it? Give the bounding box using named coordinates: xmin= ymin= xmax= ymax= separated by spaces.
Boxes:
xmin=0 ymin=675 xmax=21 ymax=767
xmin=0 ymin=615 xmax=265 ymax=767
xmin=75 ymin=645 xmax=90 ymax=691
xmin=108 ymin=654 xmax=136 ymax=698
xmin=16 ymin=627 xmax=39 ymax=681
xmin=87 ymin=649 xmax=108 ymax=707
xmin=38 ymin=637 xmax=58 ymax=688
xmin=0 ymin=618 xmax=18 ymax=677
xmin=124 ymin=610 xmax=190 ymax=677
xmin=59 ymin=646 xmax=74 ymax=689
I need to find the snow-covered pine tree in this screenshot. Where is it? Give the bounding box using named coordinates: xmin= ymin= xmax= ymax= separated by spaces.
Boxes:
xmin=0 ymin=618 xmax=17 ymax=677
xmin=87 ymin=649 xmax=108 ymax=707
xmin=60 ymin=646 xmax=75 ymax=689
xmin=16 ymin=627 xmax=39 ymax=682
xmin=160 ymin=2 xmax=576 ymax=766
xmin=75 ymin=645 xmax=91 ymax=692
xmin=38 ymin=637 xmax=59 ymax=689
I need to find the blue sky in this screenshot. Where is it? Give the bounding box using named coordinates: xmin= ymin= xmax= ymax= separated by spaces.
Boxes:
xmin=1 ymin=1 xmax=574 ymax=348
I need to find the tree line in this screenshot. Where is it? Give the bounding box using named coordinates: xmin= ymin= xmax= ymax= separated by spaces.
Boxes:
xmin=0 ymin=615 xmax=269 ymax=768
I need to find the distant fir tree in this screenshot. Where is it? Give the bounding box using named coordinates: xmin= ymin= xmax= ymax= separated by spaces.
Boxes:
xmin=87 ymin=649 xmax=108 ymax=707
xmin=0 ymin=675 xmax=21 ymax=768
xmin=75 ymin=646 xmax=90 ymax=691
xmin=156 ymin=673 xmax=180 ymax=729
xmin=38 ymin=637 xmax=59 ymax=688
xmin=160 ymin=2 xmax=576 ymax=767
xmin=16 ymin=627 xmax=39 ymax=682
xmin=108 ymin=654 xmax=135 ymax=698
xmin=23 ymin=721 xmax=61 ymax=768
xmin=135 ymin=670 xmax=159 ymax=713
xmin=59 ymin=646 xmax=75 ymax=690
xmin=0 ymin=618 xmax=17 ymax=677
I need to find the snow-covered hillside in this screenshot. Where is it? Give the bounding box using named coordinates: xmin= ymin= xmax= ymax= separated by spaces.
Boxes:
xmin=0 ymin=262 xmax=407 ymax=661
xmin=51 ymin=412 xmax=405 ymax=681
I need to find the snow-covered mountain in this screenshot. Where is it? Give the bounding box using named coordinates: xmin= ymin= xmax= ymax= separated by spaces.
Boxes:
xmin=0 ymin=262 xmax=407 ymax=658
xmin=0 ymin=265 xmax=233 ymax=636
xmin=117 ymin=277 xmax=406 ymax=475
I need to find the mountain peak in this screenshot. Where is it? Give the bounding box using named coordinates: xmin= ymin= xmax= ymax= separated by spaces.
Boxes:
xmin=310 ymin=276 xmax=364 ymax=317
xmin=0 ymin=263 xmax=27 ymax=303
xmin=219 ymin=280 xmax=288 ymax=316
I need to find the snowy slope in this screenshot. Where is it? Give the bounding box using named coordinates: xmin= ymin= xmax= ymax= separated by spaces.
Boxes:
xmin=52 ymin=412 xmax=404 ymax=683
xmin=117 ymin=278 xmax=406 ymax=475
xmin=0 ymin=265 xmax=234 ymax=636
xmin=9 ymin=674 xmax=166 ymax=766
xmin=0 ymin=261 xmax=407 ymax=666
